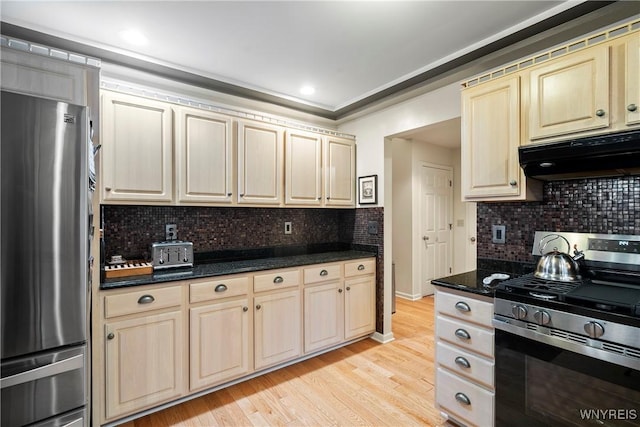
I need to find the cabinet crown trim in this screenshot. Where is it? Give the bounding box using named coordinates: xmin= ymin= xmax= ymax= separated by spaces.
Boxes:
xmin=461 ymin=18 xmax=639 ymax=89
xmin=1 ymin=35 xmax=101 ymax=68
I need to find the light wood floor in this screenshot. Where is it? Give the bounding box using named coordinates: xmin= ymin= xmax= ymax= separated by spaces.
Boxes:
xmin=121 ymin=296 xmax=445 ymax=426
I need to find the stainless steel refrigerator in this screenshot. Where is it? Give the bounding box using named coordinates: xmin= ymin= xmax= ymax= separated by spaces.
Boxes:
xmin=1 ymin=91 xmax=91 ymax=426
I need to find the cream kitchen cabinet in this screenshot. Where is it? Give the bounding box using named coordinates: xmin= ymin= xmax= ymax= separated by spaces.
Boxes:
xmin=528 ymin=44 xmax=610 ymax=141
xmin=102 ymin=285 xmax=185 ymax=421
xmin=324 ymin=136 xmax=356 ymax=207
xmin=101 ymin=91 xmax=174 ymax=203
xmin=175 ymin=107 xmax=234 ymax=204
xmin=253 ymin=268 xmax=302 ymax=369
xmin=285 ymin=131 xmax=356 ymax=207
xmin=434 ymin=286 xmax=495 ymax=427
xmin=461 ymin=75 xmax=541 ymax=201
xmin=237 ymin=119 xmax=284 ymax=205
xmin=343 ymin=259 xmax=376 ymax=339
xmin=624 ymin=33 xmax=640 ymax=126
xmin=189 ymin=275 xmax=251 ymax=391
xmin=303 ymin=263 xmax=344 ymax=353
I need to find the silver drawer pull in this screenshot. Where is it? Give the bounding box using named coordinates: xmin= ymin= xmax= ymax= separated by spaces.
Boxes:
xmin=214 ymin=284 xmax=228 ymax=293
xmin=137 ymin=295 xmax=155 ymax=304
xmin=454 ymin=301 xmax=470 ymax=312
xmin=357 ymin=264 xmax=365 ymax=271
xmin=320 ymin=269 xmax=328 ymax=276
xmin=455 ymin=392 xmax=471 ymax=406
xmin=273 ymin=276 xmax=284 ymax=284
xmin=454 ymin=356 xmax=471 ymax=369
xmin=454 ymin=328 xmax=471 ymax=340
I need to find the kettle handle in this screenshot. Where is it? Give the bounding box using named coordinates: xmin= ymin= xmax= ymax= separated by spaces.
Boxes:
xmin=539 ymin=234 xmax=571 ymax=255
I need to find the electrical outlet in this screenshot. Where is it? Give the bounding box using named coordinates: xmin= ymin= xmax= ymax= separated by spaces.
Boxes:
xmin=367 ymin=221 xmax=378 ymax=235
xmin=492 ymin=225 xmax=506 ymax=244
xmin=165 ymin=224 xmax=177 ymax=241
xmin=284 ymin=221 xmax=292 ymax=235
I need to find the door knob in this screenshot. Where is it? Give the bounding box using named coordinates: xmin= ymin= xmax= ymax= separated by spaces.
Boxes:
xmin=470 ymin=237 xmax=476 ymax=242
xmin=628 ymin=104 xmax=638 ymax=112
xmin=595 ymin=109 xmax=606 ymax=117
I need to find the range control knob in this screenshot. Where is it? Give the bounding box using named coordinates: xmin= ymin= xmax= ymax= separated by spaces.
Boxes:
xmin=512 ymin=304 xmax=528 ymax=320
xmin=533 ymin=310 xmax=551 ymax=325
xmin=584 ymin=321 xmax=605 ymax=339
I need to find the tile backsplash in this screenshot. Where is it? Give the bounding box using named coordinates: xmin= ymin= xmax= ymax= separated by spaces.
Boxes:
xmin=477 ymin=176 xmax=640 ymax=262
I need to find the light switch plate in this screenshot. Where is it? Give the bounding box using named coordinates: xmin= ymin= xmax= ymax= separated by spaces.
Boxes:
xmin=492 ymin=225 xmax=506 ymax=244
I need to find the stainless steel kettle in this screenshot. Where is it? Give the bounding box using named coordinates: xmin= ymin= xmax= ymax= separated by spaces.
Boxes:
xmin=534 ymin=234 xmax=583 ymax=282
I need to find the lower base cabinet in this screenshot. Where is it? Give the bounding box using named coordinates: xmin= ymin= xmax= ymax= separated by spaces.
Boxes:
xmin=97 ymin=257 xmax=375 ymax=425
xmin=104 ymin=310 xmax=185 ymax=420
xmin=189 ymin=298 xmax=251 ymax=391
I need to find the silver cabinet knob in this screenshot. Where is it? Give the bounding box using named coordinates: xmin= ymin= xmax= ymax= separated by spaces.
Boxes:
xmin=533 ymin=310 xmax=551 ymax=325
xmin=137 ymin=295 xmax=155 ymax=304
xmin=595 ymin=109 xmax=605 ymax=117
xmin=107 ymin=332 xmax=115 ymax=340
xmin=214 ymin=284 xmax=228 ymax=293
xmin=243 ymin=306 xmax=248 ymax=312
xmin=628 ymin=104 xmax=638 ymax=112
xmin=470 ymin=237 xmax=476 ymax=242
xmin=584 ymin=321 xmax=605 ymax=338
xmin=454 ymin=301 xmax=471 ymax=312
xmin=273 ymin=276 xmax=284 ymax=284
xmin=256 ymin=304 xmax=262 ymax=310
xmin=320 ymin=269 xmax=328 ymax=276
xmin=509 ymin=180 xmax=517 ymax=186
xmin=338 ymin=288 xmax=343 ymax=293
xmin=346 ymin=286 xmax=351 ymax=291
xmin=454 ymin=328 xmax=471 ymax=340
xmin=455 ymin=392 xmax=471 ymax=406
xmin=454 ymin=356 xmax=471 ymax=369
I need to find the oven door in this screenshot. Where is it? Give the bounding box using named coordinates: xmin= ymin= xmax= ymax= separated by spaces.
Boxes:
xmin=495 ymin=327 xmax=640 ymax=427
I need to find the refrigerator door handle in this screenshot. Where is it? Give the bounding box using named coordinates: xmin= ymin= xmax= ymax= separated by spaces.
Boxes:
xmin=1 ymin=354 xmax=84 ymax=389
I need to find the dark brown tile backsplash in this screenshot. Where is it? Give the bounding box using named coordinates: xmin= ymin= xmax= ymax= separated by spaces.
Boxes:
xmin=478 ymin=176 xmax=640 ymax=262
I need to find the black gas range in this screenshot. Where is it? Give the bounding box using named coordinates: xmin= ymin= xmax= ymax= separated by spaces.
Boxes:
xmin=493 ymin=232 xmax=640 ymax=427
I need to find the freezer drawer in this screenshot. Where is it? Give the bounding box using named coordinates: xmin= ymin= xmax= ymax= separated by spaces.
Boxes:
xmin=1 ymin=346 xmax=86 ymax=427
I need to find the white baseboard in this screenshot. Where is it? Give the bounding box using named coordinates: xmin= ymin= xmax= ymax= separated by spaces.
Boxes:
xmin=395 ymin=291 xmax=422 ymax=301
xmin=370 ymin=331 xmax=395 ymax=344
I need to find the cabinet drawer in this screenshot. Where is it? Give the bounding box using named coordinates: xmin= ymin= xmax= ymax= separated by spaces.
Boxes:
xmin=344 ymin=259 xmax=375 ymax=277
xmin=190 ymin=276 xmax=249 ymax=303
xmin=437 ymin=367 xmax=494 ymax=427
xmin=436 ymin=315 xmax=494 ymax=358
xmin=303 ymin=264 xmax=341 ymax=284
xmin=105 ymin=286 xmax=182 ymax=319
xmin=254 ymin=269 xmax=300 ymax=293
xmin=437 ymin=290 xmax=493 ymax=327
xmin=437 ymin=341 xmax=494 ymax=389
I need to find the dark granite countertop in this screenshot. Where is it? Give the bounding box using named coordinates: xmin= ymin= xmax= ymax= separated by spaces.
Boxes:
xmin=101 ymin=249 xmax=376 ymax=290
xmin=431 ymin=259 xmax=535 ymax=296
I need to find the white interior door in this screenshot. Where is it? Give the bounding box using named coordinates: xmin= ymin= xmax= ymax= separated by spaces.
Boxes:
xmin=420 ymin=165 xmax=453 ymax=296
xmin=466 ymin=202 xmax=478 ymax=271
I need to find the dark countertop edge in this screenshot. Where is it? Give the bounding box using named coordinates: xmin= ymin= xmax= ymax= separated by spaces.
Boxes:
xmin=101 ymin=250 xmax=377 ymax=290
xmin=431 ymin=274 xmax=494 ymax=296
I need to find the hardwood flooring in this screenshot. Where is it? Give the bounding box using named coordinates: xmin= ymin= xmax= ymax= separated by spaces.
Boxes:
xmin=120 ymin=296 xmax=445 ymax=427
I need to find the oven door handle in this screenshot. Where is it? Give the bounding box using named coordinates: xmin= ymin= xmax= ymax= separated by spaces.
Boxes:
xmin=492 ymin=317 xmax=640 ymax=371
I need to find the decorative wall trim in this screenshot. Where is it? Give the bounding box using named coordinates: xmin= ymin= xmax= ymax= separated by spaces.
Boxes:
xmin=0 ymin=34 xmax=101 ymax=68
xmin=370 ymin=332 xmax=395 ymax=344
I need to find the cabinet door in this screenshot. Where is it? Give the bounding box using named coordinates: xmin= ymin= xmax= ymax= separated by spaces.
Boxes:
xmin=101 ymin=91 xmax=173 ymax=203
xmin=175 ymin=107 xmax=233 ymax=204
xmin=625 ymin=34 xmax=640 ymax=126
xmin=285 ymin=129 xmax=322 ymax=205
xmin=254 ymin=289 xmax=301 ymax=370
xmin=104 ymin=310 xmax=184 ymax=419
xmin=189 ymin=298 xmax=250 ymax=391
xmin=344 ymin=275 xmax=375 ymax=340
xmin=529 ymin=45 xmax=610 ymax=140
xmin=304 ymin=281 xmax=344 ymax=353
xmin=325 ymin=136 xmax=356 ymax=207
xmin=461 ymin=76 xmax=522 ymax=199
xmin=237 ymin=120 xmax=283 ymax=205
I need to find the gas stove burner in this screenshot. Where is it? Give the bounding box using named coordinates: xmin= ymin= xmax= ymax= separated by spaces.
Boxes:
xmin=500 ymin=273 xmax=581 ymax=296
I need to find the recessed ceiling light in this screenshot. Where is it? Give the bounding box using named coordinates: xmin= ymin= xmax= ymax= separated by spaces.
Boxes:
xmin=300 ymin=85 xmax=315 ymax=96
xmin=119 ymin=29 xmax=148 ymax=46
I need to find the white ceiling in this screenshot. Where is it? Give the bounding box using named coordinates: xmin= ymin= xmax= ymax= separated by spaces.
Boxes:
xmin=2 ymin=0 xmax=590 ymax=114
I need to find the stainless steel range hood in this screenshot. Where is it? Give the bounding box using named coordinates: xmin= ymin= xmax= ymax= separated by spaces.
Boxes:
xmin=518 ymin=129 xmax=640 ymax=180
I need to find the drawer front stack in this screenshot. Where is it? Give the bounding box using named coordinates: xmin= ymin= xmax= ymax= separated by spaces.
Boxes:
xmin=434 ymin=287 xmax=495 ymax=427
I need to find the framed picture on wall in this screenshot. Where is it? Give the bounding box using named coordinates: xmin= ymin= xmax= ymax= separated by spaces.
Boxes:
xmin=358 ymin=175 xmax=377 ymax=205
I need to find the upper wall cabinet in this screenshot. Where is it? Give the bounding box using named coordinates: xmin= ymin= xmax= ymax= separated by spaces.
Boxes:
xmin=625 ymin=34 xmax=640 ymax=126
xmin=284 ymin=131 xmax=356 ymax=207
xmin=461 ymin=75 xmax=541 ymax=201
xmin=101 ymin=91 xmax=173 ymax=203
xmin=237 ymin=120 xmax=284 ymax=205
xmin=325 ymin=136 xmax=356 ymax=207
xmin=528 ymin=45 xmax=610 ymax=141
xmin=175 ymin=107 xmax=233 ymax=204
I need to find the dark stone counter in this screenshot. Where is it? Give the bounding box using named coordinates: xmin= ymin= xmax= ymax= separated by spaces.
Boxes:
xmin=101 ymin=249 xmax=376 ymax=290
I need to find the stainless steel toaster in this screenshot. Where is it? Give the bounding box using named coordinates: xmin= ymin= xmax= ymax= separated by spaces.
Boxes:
xmin=150 ymin=241 xmax=193 ymax=270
